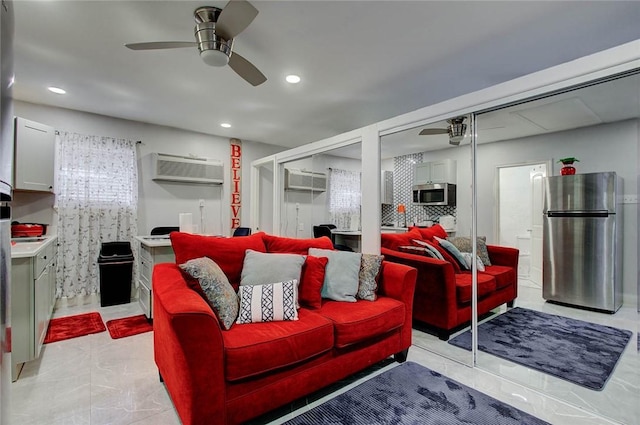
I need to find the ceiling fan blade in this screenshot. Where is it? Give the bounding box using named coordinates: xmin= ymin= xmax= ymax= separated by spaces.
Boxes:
xmin=228 ymin=52 xmax=266 ymax=86
xmin=125 ymin=41 xmax=196 ymax=51
xmin=419 ymin=128 xmax=449 ymax=135
xmin=216 ymin=0 xmax=259 ymax=40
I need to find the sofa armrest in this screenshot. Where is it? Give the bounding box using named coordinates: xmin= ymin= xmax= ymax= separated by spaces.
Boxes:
xmin=376 ymin=259 xmax=417 ymax=351
xmin=152 ymin=263 xmax=227 ymax=425
xmin=487 ymin=245 xmax=519 ymax=268
xmin=381 ymin=247 xmax=458 ymax=330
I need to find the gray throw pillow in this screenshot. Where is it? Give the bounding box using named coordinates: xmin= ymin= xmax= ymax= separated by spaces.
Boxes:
xmin=240 ymin=249 xmax=306 ymax=286
xmin=447 ymin=236 xmax=492 ymax=266
xmin=308 ymin=248 xmax=362 ymax=302
xmin=358 ymin=254 xmax=383 ymax=301
xmin=179 ymin=257 xmax=238 ymax=330
xmin=434 ymin=236 xmax=469 ymax=270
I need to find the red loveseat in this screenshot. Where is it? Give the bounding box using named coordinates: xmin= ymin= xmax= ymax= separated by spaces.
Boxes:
xmin=380 ymin=225 xmax=518 ymax=340
xmin=152 ymin=232 xmax=417 ymax=425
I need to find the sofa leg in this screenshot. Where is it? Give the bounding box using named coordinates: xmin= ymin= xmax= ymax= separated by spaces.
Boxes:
xmin=159 ymin=372 xmax=164 ymax=383
xmin=507 ymin=300 xmax=515 ymax=308
xmin=394 ymin=349 xmax=409 ymax=363
xmin=438 ymin=330 xmax=450 ymax=341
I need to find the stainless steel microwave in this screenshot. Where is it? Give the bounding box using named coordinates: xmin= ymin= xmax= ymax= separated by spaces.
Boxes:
xmin=412 ymin=183 xmax=456 ymax=206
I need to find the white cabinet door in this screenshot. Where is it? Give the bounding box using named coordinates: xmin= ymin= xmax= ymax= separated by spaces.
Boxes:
xmin=414 ymin=163 xmax=431 ymax=185
xmin=14 ymin=117 xmax=55 ymax=192
xmin=414 ymin=160 xmax=456 ymax=184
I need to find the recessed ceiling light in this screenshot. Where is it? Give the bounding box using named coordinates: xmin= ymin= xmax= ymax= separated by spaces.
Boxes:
xmin=220 ymin=123 xmax=231 ymax=128
xmin=285 ymin=75 xmax=301 ymax=84
xmin=47 ymin=86 xmax=66 ymax=94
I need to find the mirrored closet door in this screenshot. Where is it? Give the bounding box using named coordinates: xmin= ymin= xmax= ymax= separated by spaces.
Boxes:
xmin=472 ymin=70 xmax=640 ymax=425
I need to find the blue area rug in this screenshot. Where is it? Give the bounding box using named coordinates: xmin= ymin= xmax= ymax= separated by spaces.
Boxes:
xmin=284 ymin=361 xmax=549 ymax=425
xmin=449 ymin=307 xmax=632 ymax=390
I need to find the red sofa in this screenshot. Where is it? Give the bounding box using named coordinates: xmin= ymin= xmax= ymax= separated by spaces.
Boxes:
xmin=381 ymin=226 xmax=518 ymax=340
xmin=152 ymin=232 xmax=417 ymax=425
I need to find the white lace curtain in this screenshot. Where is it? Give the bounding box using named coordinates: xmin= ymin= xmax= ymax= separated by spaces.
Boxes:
xmin=328 ymin=168 xmax=361 ymax=229
xmin=55 ymin=132 xmax=138 ymax=298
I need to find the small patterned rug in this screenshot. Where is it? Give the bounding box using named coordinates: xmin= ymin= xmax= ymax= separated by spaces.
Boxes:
xmin=106 ymin=314 xmax=153 ymax=339
xmin=44 ymin=312 xmax=106 ymax=344
xmin=284 ymin=361 xmax=549 ymax=424
xmin=449 ymin=307 xmax=632 ymax=390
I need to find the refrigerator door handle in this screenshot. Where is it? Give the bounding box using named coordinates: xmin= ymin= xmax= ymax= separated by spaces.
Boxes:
xmin=546 ymin=210 xmax=609 ymax=218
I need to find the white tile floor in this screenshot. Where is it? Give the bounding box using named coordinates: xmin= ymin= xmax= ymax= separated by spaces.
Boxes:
xmin=9 ymin=283 xmax=638 ymax=425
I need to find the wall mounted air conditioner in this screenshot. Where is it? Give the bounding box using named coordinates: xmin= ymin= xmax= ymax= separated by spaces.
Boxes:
xmin=152 ymin=153 xmax=224 ymax=184
xmin=284 ymin=168 xmax=327 ymax=192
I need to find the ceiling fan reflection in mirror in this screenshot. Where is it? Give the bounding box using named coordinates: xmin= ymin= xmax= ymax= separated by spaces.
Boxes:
xmin=419 ymin=116 xmax=468 ymax=145
xmin=125 ymin=0 xmax=266 ymax=86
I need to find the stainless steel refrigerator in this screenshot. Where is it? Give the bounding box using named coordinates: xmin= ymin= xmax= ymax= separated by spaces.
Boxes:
xmin=542 ymin=172 xmax=623 ymax=313
xmin=0 ymin=1 xmax=13 ymax=423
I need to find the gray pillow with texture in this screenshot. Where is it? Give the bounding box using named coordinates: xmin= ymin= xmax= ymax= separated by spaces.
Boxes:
xmin=358 ymin=253 xmax=383 ymax=301
xmin=240 ymin=249 xmax=305 ymax=286
xmin=179 ymin=257 xmax=238 ymax=330
xmin=308 ymin=248 xmax=362 ymax=302
xmin=447 ymin=236 xmax=492 ymax=266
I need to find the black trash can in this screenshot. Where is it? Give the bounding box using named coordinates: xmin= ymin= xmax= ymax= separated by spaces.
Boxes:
xmin=98 ymin=241 xmax=134 ymax=307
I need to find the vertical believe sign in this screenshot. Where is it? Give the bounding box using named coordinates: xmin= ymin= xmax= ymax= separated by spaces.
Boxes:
xmin=230 ymin=138 xmax=242 ymax=229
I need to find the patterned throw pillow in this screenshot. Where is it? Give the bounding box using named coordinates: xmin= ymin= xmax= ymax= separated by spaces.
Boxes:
xmin=411 ymin=239 xmax=445 ymax=260
xmin=357 ymin=254 xmax=383 ymax=301
xmin=461 ymin=252 xmax=486 ymax=271
xmin=179 ymin=257 xmax=239 ymax=330
xmin=397 ymin=245 xmax=437 ymax=258
xmin=236 ymin=280 xmax=299 ymax=324
xmin=447 ymin=236 xmax=492 ymax=266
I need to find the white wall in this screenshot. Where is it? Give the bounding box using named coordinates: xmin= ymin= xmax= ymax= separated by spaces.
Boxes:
xmin=13 ymin=101 xmax=284 ymax=236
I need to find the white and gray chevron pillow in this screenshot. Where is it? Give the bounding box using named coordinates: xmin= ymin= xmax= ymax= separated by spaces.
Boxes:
xmin=236 ymin=279 xmax=298 ymax=324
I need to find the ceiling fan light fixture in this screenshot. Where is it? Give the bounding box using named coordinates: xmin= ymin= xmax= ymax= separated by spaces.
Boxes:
xmin=200 ymin=49 xmax=230 ymax=67
xmin=448 ymin=117 xmax=467 ymax=145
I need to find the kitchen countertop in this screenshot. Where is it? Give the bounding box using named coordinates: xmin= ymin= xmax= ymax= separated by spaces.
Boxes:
xmin=135 ymin=235 xmax=173 ymax=248
xmin=10 ymin=235 xmax=57 ymax=259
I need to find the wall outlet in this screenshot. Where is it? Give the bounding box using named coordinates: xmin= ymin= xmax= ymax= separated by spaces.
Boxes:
xmin=198 ymin=199 xmax=205 ymax=207
xmin=298 ymin=222 xmax=304 ymax=231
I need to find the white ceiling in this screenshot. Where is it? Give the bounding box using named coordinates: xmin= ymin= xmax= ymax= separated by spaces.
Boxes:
xmin=12 ymin=1 xmax=640 ymax=150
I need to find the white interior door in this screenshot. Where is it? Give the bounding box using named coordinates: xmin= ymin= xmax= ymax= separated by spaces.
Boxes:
xmin=529 ymin=164 xmax=547 ymax=286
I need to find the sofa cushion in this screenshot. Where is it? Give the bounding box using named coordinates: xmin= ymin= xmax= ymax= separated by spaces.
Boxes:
xmin=262 ymin=234 xmax=334 ymax=254
xmin=455 ymin=273 xmax=497 ymax=304
xmin=179 ymin=257 xmax=239 ymax=330
xmin=309 ymin=248 xmax=362 ymax=302
xmin=236 ymin=280 xmax=298 ymax=324
xmin=222 ymin=308 xmax=334 ymax=381
xmin=319 ymin=297 xmax=405 ymax=348
xmin=408 ymin=224 xmax=448 ymax=241
xmin=380 ymin=229 xmax=422 ymax=251
xmin=240 ymin=249 xmax=305 ymax=286
xmin=171 ymin=231 xmax=266 ymax=287
xmin=481 ymin=265 xmax=516 ymax=289
xmin=357 ymin=253 xmax=383 ymax=301
xmin=299 ymin=256 xmax=328 ymax=310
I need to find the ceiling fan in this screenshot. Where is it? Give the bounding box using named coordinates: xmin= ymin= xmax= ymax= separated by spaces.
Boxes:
xmin=125 ymin=0 xmax=266 ymax=86
xmin=419 ymin=116 xmax=468 ymax=145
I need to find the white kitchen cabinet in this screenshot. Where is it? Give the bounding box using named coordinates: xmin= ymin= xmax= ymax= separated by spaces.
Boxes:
xmin=136 ymin=237 xmax=174 ymax=319
xmin=14 ymin=117 xmax=56 ymax=192
xmin=414 ymin=159 xmax=456 ymax=185
xmin=11 ymin=237 xmax=57 ymax=381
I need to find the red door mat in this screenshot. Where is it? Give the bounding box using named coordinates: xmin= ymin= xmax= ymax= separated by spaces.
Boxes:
xmin=44 ymin=312 xmax=106 ymax=344
xmin=106 ymin=315 xmax=153 ymax=339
